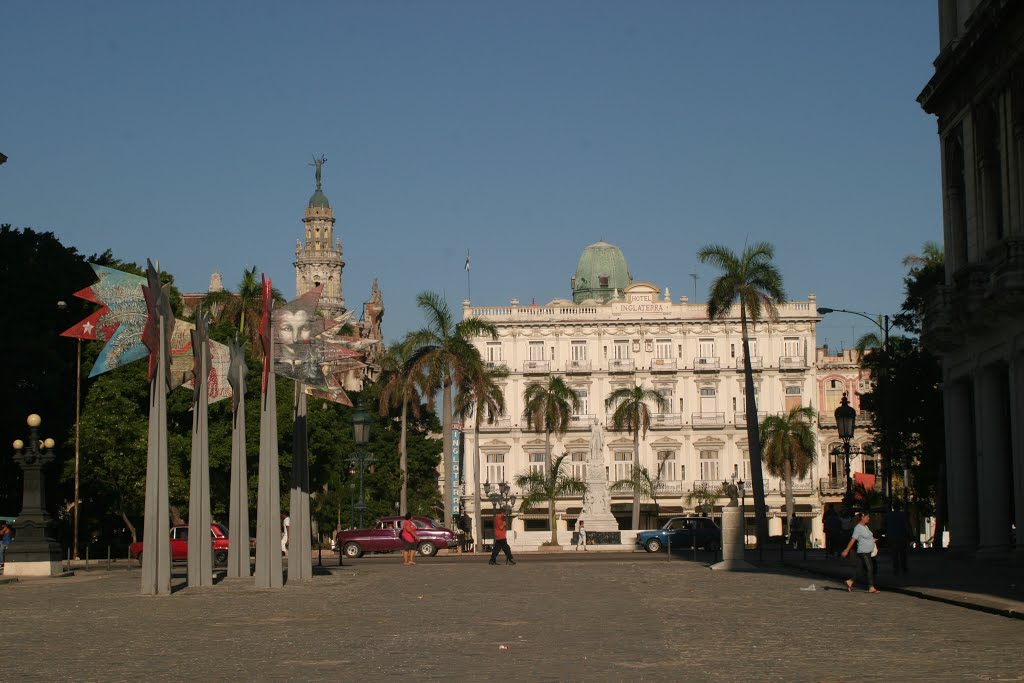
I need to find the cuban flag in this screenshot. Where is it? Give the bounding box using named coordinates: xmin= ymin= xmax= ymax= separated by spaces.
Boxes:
xmin=465 ymin=252 xmax=470 ymax=271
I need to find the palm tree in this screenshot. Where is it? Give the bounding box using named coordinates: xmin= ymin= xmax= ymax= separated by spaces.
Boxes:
xmin=204 ymin=266 xmax=285 ymax=355
xmin=522 ymin=375 xmax=580 ymax=545
xmin=610 ymin=464 xmax=663 ymax=526
xmin=377 ymin=336 xmax=425 ymax=516
xmin=454 ymin=362 xmax=508 ymax=552
xmin=407 ymin=291 xmax=498 ymax=530
xmin=514 ymin=453 xmax=588 ymax=546
xmin=699 ymin=241 xmax=785 ymax=552
xmin=685 ymin=482 xmax=727 ymax=518
xmin=605 ymin=384 xmax=669 ymax=529
xmin=759 ymin=406 xmax=817 ymax=531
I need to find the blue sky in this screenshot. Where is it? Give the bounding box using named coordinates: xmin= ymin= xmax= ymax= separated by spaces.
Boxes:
xmin=1 ymin=2 xmax=941 ymax=349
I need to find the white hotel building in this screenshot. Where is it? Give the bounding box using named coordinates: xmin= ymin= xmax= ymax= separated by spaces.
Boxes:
xmin=461 ymin=241 xmax=828 ymax=547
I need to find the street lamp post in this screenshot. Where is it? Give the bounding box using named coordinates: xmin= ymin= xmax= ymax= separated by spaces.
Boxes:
xmin=738 ymin=479 xmax=747 ymax=547
xmin=817 ymin=306 xmax=896 ymax=503
xmin=834 ymin=393 xmax=857 ymax=502
xmin=348 ymin=398 xmax=373 ymax=529
xmin=8 ymin=414 xmax=64 ymax=576
xmin=57 ymin=300 xmax=82 ymax=561
xmin=484 ymin=481 xmax=517 ymax=518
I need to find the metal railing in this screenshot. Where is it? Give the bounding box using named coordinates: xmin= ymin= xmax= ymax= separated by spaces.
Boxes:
xmin=609 ymin=358 xmax=635 ymax=372
xmin=734 ymin=411 xmax=768 ymax=427
xmin=566 ymin=359 xmax=591 ymax=373
xmin=649 ymin=413 xmax=682 ymax=428
xmin=523 ymin=360 xmax=550 ymax=374
xmin=693 ymin=357 xmax=720 ymax=371
xmin=650 ymin=358 xmax=677 ymax=371
xmin=692 ymin=412 xmax=725 ymax=427
xmin=567 ymin=414 xmax=595 ymax=429
xmin=735 ymin=356 xmax=762 ymax=370
xmin=819 ymin=477 xmax=845 ymax=495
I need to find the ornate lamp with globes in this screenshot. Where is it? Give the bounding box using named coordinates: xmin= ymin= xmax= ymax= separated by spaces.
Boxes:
xmin=8 ymin=414 xmax=64 ymax=576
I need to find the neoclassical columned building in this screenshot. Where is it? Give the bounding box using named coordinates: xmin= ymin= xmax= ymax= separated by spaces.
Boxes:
xmin=918 ymin=0 xmax=1024 ymax=554
xmin=461 ymin=241 xmax=825 ymax=547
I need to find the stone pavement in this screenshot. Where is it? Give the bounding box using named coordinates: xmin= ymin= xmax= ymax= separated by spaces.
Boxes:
xmin=776 ymin=547 xmax=1024 ymax=619
xmin=3 ymin=551 xmax=1022 ymax=682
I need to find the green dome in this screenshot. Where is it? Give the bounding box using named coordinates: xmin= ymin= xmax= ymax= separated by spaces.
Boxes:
xmin=308 ymin=189 xmax=330 ymax=209
xmin=572 ymin=240 xmax=631 ymax=303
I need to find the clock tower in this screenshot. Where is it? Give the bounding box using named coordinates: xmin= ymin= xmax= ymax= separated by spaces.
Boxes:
xmin=294 ymin=156 xmax=345 ymax=316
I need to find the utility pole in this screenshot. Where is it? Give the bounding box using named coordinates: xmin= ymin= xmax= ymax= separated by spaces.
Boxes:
xmin=689 ymin=271 xmax=699 ymax=301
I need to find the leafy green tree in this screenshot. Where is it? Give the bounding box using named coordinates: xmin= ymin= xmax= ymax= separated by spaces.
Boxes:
xmin=204 ymin=266 xmax=285 ymax=355
xmin=407 ymin=291 xmax=497 ymax=530
xmin=611 ymin=464 xmax=664 ymax=526
xmin=605 ymin=384 xmax=669 ymax=529
xmin=759 ymin=406 xmax=817 ymax=528
xmin=377 ymin=336 xmax=426 ymax=516
xmin=514 ymin=453 xmax=587 ymax=546
xmin=685 ymin=482 xmax=726 ymax=518
xmin=698 ymin=241 xmax=786 ymax=551
xmin=522 ymin=375 xmax=580 ymax=541
xmin=454 ymin=362 xmax=508 ymax=551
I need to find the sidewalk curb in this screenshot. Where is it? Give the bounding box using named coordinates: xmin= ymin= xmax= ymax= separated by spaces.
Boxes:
xmin=784 ymin=561 xmax=1024 ymax=621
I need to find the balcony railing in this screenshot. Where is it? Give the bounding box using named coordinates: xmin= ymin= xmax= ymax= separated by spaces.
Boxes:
xmin=523 ymin=360 xmax=550 ymax=374
xmin=649 ymin=413 xmax=682 ymax=428
xmin=609 ymin=358 xmax=635 ymax=372
xmin=479 ymin=417 xmax=512 ymax=431
xmin=779 ymin=356 xmax=806 ymax=370
xmin=567 ymin=414 xmax=595 ymax=430
xmin=735 ymin=356 xmax=762 ymax=370
xmin=694 ymin=357 xmax=720 ymax=371
xmin=819 ymin=477 xmax=846 ymax=496
xmin=819 ymin=414 xmax=837 ymax=427
xmin=692 ymin=412 xmax=725 ymax=427
xmin=650 ymin=358 xmax=677 ymax=372
xmin=734 ymin=411 xmax=768 ymax=427
xmin=566 ymin=359 xmax=591 ymax=373
xmin=483 ymin=361 xmax=507 ymax=371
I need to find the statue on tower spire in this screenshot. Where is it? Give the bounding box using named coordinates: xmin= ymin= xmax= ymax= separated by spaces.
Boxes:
xmin=310 ymin=155 xmax=327 ymax=191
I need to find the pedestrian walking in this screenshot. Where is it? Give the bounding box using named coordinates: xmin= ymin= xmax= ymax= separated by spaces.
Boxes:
xmin=488 ymin=510 xmax=515 ymax=565
xmin=575 ymin=520 xmax=587 ymax=551
xmin=842 ymin=512 xmax=879 ymax=593
xmin=399 ymin=512 xmax=418 ymax=566
xmin=0 ymin=521 xmax=12 ymax=568
xmin=885 ymin=504 xmax=912 ymax=576
xmin=281 ymin=514 xmax=290 ymax=556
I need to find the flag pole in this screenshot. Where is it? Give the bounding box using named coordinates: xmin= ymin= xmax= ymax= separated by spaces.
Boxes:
xmin=465 ymin=250 xmax=471 ymax=302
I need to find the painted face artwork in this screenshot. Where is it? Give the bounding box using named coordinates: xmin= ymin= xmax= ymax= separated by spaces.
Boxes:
xmin=277 ymin=309 xmax=312 ymax=345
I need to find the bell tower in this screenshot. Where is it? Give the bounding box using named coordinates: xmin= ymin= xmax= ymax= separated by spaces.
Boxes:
xmin=294 ymin=155 xmax=345 ymax=315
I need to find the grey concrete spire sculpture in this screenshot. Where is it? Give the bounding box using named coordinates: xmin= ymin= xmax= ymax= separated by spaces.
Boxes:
xmin=187 ymin=310 xmax=214 ymax=587
xmin=226 ymin=337 xmax=251 ymax=578
xmin=140 ymin=260 xmax=174 ymax=595
xmin=255 ymin=275 xmax=283 ymax=588
xmin=289 ymin=384 xmax=313 ymax=580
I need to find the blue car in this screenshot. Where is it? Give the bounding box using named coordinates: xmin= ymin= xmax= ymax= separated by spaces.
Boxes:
xmin=636 ymin=516 xmax=721 ymax=552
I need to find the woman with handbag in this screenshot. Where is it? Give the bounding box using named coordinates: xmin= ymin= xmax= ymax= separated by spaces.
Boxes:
xmin=841 ymin=512 xmax=879 ymax=593
xmin=399 ymin=512 xmax=418 ymax=566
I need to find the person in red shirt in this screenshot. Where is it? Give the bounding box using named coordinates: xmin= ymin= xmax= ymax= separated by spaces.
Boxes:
xmin=399 ymin=512 xmax=418 ymax=566
xmin=488 ymin=510 xmax=516 ymax=565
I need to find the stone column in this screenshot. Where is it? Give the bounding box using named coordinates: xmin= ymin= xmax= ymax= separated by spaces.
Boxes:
xmin=974 ymin=365 xmax=1012 ymax=553
xmin=945 ymin=378 xmax=978 ymax=551
xmin=1010 ymin=355 xmax=1024 ymax=553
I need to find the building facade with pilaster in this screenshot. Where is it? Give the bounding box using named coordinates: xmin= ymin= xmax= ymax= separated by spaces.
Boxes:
xmin=918 ymin=0 xmax=1024 ymax=554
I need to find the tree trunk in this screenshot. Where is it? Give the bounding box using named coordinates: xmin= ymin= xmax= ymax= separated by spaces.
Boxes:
xmin=442 ymin=379 xmax=453 ymax=530
xmin=399 ymin=401 xmax=408 ymax=516
xmin=740 ymin=305 xmax=770 ymax=552
xmin=546 ymin=429 xmax=557 ymax=545
xmin=784 ymin=460 xmax=794 ymax=537
xmin=631 ymin=426 xmax=641 ymax=530
xmin=121 ymin=509 xmax=137 ymax=544
xmin=473 ymin=415 xmax=483 ymax=552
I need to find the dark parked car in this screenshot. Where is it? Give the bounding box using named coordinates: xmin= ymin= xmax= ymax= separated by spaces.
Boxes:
xmin=636 ymin=517 xmax=721 ymax=552
xmin=334 ymin=516 xmax=457 ymax=558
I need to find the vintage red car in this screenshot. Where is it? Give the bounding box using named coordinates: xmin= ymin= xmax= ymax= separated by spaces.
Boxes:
xmin=334 ymin=516 xmax=456 ymax=558
xmin=129 ymin=523 xmax=233 ymax=566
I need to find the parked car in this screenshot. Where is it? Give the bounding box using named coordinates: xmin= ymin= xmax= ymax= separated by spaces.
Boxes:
xmin=636 ymin=517 xmax=721 ymax=552
xmin=334 ymin=516 xmax=457 ymax=558
xmin=129 ymin=523 xmax=234 ymax=566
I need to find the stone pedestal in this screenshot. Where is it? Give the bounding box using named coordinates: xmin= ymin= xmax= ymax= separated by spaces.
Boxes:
xmin=711 ymin=505 xmax=757 ymax=571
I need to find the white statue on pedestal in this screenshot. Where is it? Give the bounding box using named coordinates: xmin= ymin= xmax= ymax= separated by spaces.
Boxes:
xmin=579 ymin=423 xmax=619 ymax=531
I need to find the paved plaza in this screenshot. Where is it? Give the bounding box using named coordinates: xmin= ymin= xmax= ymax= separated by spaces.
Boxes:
xmin=4 ymin=552 xmax=1023 ymax=682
